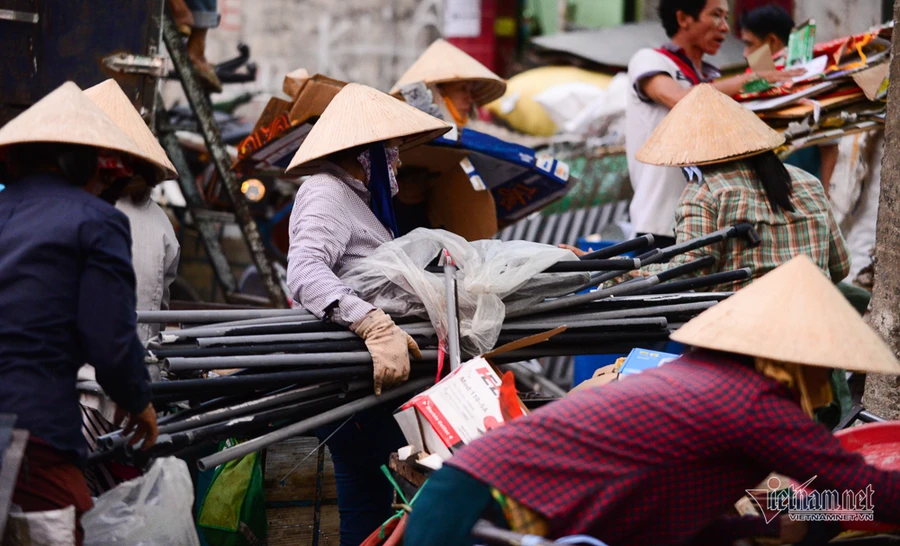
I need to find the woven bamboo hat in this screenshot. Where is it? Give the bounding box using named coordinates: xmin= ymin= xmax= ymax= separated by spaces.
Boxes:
xmin=286 ymin=83 xmax=451 ymax=175
xmin=636 ymin=83 xmax=785 ymax=167
xmin=389 ymin=39 xmax=507 ymax=106
xmin=0 ymin=82 xmax=165 ymax=174
xmin=85 ymin=79 xmax=177 ymax=181
xmin=671 ymin=255 xmax=900 ymax=374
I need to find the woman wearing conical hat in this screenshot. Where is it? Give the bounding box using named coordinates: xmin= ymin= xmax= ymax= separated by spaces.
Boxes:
xmin=76 ymin=79 xmax=181 ymax=495
xmin=406 ymin=256 xmax=900 ymax=546
xmin=567 ymin=83 xmax=850 ymax=292
xmin=284 ymin=83 xmax=450 ymax=546
xmin=0 ymin=82 xmax=167 ymax=545
xmin=390 ymin=39 xmax=506 ymax=240
xmin=391 ymin=39 xmax=506 ymax=127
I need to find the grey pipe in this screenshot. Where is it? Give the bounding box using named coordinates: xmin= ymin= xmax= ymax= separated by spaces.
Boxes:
xmin=501 ymin=362 xmax=567 ymax=398
xmin=167 ymin=349 xmax=441 ymax=372
xmin=194 ymin=331 xmax=359 ymax=347
xmin=104 ymin=382 xmax=343 ymax=449
xmin=168 ymin=315 xmax=322 ymax=338
xmin=444 ymin=261 xmax=461 ymax=371
xmin=138 ymin=309 xmax=314 ymax=324
xmin=501 ymin=316 xmax=666 ymax=331
xmin=507 ymin=277 xmax=659 ymax=318
xmin=196 ymin=377 xmax=433 ymax=470
xmin=513 ymin=302 xmax=717 ymax=326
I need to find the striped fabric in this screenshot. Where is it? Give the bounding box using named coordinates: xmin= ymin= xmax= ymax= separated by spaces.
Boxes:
xmin=81 ymin=405 xmax=119 ymax=496
xmin=631 ymin=162 xmax=850 ymax=290
xmin=286 ymin=163 xmax=392 ymax=326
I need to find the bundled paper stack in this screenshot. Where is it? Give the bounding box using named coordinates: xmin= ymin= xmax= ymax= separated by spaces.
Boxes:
xmin=736 ymin=22 xmax=891 ymax=156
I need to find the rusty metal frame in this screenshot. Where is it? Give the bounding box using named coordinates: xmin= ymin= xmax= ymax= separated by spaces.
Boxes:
xmin=161 ymin=14 xmax=287 ymax=307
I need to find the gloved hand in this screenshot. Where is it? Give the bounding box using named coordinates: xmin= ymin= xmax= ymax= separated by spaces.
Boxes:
xmin=351 ymin=309 xmax=422 ymax=395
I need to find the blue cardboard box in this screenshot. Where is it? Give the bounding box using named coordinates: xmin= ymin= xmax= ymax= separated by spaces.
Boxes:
xmin=618 ymin=348 xmax=681 ymax=376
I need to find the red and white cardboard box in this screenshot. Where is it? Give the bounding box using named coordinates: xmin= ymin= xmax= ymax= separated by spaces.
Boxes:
xmin=393 ymin=327 xmax=565 ymax=461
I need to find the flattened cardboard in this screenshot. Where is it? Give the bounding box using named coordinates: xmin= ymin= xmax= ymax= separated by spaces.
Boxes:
xmin=283 ymin=68 xmax=311 ymax=99
xmin=399 ymin=145 xmax=499 ymax=241
xmin=747 ymin=44 xmax=777 ymax=74
xmin=287 ymin=74 xmax=347 ymax=126
xmin=249 ymin=97 xmax=293 ymax=135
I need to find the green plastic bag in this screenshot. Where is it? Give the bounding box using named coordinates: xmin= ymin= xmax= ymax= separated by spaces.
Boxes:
xmin=197 ymin=440 xmax=268 ymax=546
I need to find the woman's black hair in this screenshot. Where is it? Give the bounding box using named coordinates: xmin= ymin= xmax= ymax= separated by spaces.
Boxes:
xmin=740 ymin=4 xmax=794 ymax=46
xmin=7 ymin=143 xmax=98 ymax=187
xmin=658 ymin=0 xmax=709 ymax=38
xmin=746 ymin=151 xmax=795 ymax=212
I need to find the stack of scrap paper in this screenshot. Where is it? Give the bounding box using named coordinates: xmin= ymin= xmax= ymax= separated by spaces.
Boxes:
xmin=735 ymin=22 xmax=891 ymax=156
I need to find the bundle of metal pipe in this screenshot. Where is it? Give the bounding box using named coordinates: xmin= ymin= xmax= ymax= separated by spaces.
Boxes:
xmin=88 ymin=230 xmax=754 ymax=469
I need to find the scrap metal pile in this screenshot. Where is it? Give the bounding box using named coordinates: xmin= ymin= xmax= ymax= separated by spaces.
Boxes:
xmin=88 ymin=224 xmax=759 ymax=469
xmin=739 ymin=24 xmax=892 ymax=155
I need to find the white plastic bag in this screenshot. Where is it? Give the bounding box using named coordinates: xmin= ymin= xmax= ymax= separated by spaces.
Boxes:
xmin=81 ymin=457 xmax=200 ymax=546
xmin=4 ymin=505 xmax=75 ymax=546
xmin=340 ymin=228 xmax=585 ymax=354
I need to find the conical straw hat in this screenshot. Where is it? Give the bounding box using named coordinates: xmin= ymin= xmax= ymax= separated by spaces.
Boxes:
xmin=671 ymin=255 xmax=900 ymax=374
xmin=286 ymin=83 xmax=451 ymax=175
xmin=390 ymin=39 xmax=507 ymax=106
xmin=0 ymin=82 xmax=161 ymax=173
xmin=84 ymin=79 xmax=177 ymax=181
xmin=636 ymin=83 xmax=785 ymax=167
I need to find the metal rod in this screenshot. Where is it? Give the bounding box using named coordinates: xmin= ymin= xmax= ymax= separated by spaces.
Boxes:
xmin=444 ymin=256 xmax=461 ymax=371
xmin=507 ymin=276 xmax=659 ymax=318
xmin=166 ymin=349 xmax=441 ymax=372
xmin=196 ymin=377 xmax=433 ymax=470
xmin=151 ymin=367 xmax=376 ymax=396
xmin=151 ymin=339 xmax=371 ymax=359
xmin=193 ymin=331 xmax=359 ymax=346
xmin=169 ymin=315 xmax=323 ymax=338
xmin=502 ymin=362 xmax=567 ymax=398
xmin=509 ymin=302 xmax=716 ymax=326
xmin=140 ymin=308 xmax=314 ymax=324
xmin=579 ymin=234 xmax=654 ymax=260
xmin=644 ymin=268 xmax=752 ymax=294
xmin=500 ymin=316 xmax=669 ymax=331
xmin=163 ymin=15 xmax=286 ymax=307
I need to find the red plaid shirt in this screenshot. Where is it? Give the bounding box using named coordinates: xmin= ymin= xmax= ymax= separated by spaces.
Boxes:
xmin=448 ymin=351 xmax=900 ymax=545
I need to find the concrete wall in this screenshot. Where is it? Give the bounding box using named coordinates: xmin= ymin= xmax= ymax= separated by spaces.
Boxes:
xmin=191 ymin=0 xmax=444 ymax=99
xmin=793 ymin=0 xmax=883 ymax=42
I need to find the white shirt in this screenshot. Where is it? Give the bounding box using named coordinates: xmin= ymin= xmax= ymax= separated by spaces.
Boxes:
xmin=625 ymin=46 xmax=719 ymax=237
xmin=116 ymin=197 xmax=181 ymax=344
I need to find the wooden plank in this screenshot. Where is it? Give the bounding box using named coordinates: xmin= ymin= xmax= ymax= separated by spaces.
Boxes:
xmin=265 ymin=438 xmax=339 ymax=545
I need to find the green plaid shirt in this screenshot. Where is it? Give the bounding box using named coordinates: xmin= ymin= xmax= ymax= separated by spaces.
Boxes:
xmin=634 ymin=162 xmax=850 ymax=291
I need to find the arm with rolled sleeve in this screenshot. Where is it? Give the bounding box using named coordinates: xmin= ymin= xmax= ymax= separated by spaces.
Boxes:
xmin=77 ymin=211 xmax=151 ymax=415
xmin=286 ymin=181 xmax=375 ymax=326
xmin=740 ymin=389 xmax=900 ymax=523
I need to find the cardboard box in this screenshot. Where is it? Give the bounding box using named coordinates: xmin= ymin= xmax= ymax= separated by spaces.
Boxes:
xmin=618 ymin=348 xmax=680 ymax=376
xmin=393 ymin=327 xmax=564 ymax=460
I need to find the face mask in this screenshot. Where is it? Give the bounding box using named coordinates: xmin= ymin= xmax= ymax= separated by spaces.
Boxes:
xmin=357 ymin=145 xmax=400 ymax=196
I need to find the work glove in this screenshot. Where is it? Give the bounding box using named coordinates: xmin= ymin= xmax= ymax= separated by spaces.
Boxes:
xmin=351 ymin=309 xmax=422 ymax=395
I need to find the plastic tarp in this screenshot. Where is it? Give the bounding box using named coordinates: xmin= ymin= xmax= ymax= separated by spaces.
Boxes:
xmin=82 ymin=457 xmax=200 ymax=546
xmin=340 ymin=228 xmax=586 ymax=354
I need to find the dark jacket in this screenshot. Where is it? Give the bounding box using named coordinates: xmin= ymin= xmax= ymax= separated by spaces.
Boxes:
xmin=0 ymin=174 xmax=150 ymax=464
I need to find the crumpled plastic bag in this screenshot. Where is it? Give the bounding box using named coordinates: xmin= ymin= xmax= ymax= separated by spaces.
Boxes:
xmin=81 ymin=457 xmax=200 ymax=546
xmin=4 ymin=505 xmax=75 ymax=546
xmin=340 ymin=228 xmax=586 ymax=354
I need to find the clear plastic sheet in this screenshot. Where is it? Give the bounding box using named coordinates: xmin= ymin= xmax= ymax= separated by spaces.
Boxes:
xmin=340 ymin=228 xmax=586 ymax=354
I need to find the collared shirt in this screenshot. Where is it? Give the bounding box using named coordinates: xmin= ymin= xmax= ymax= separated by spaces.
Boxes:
xmin=625 ymin=43 xmax=720 ymax=237
xmin=629 ymin=162 xmax=850 ymax=291
xmin=448 ymin=350 xmax=900 ymax=546
xmin=116 ymin=197 xmax=181 ymax=344
xmin=286 ymin=163 xmax=391 ymax=326
xmin=0 ymin=174 xmax=151 ymax=463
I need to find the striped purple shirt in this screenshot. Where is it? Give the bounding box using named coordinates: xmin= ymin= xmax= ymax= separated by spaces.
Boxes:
xmin=286 ymin=163 xmax=392 ymax=325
